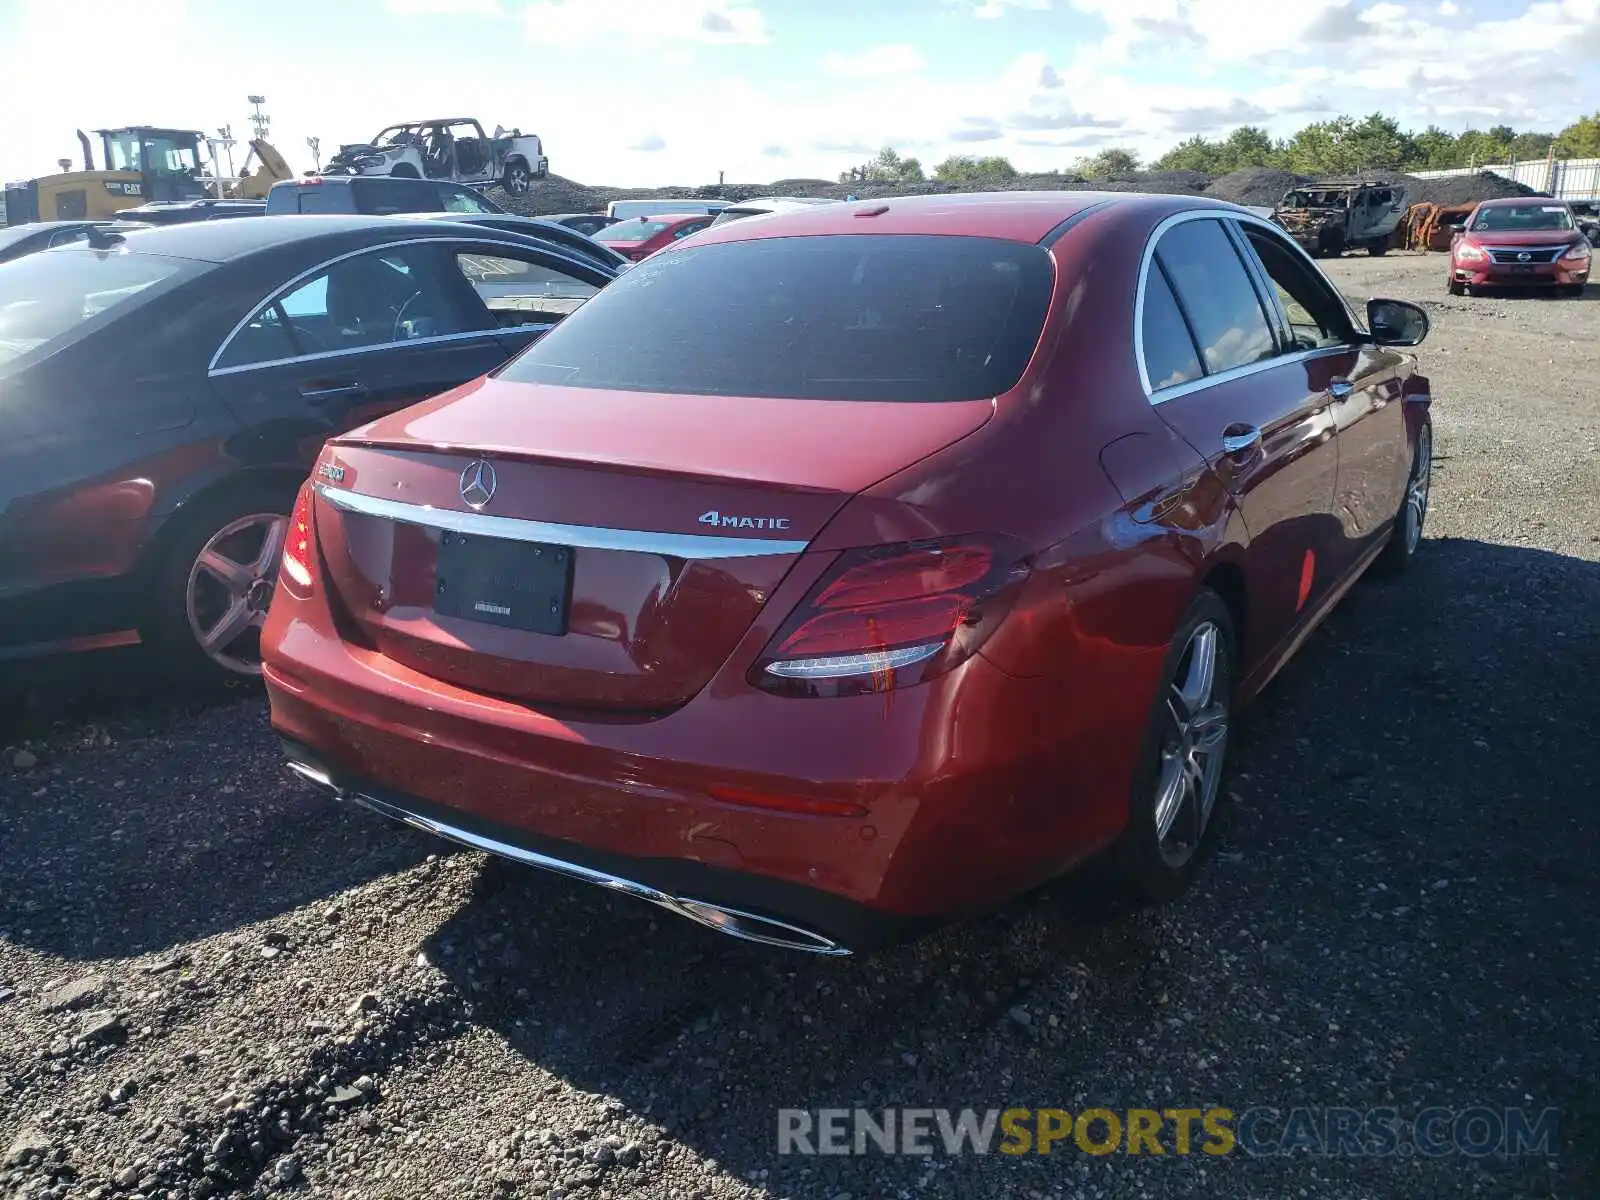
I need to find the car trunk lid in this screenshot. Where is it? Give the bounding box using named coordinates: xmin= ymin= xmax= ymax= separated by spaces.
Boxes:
xmin=313 ymin=375 xmax=994 ymax=710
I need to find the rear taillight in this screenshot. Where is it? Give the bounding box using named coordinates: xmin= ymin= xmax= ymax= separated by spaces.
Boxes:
xmin=280 ymin=483 xmax=315 ymax=591
xmin=752 ymin=534 xmax=1032 ymax=698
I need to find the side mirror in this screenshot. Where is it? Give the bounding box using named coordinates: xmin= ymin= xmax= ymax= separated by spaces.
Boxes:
xmin=1367 ymin=298 xmax=1429 ymax=347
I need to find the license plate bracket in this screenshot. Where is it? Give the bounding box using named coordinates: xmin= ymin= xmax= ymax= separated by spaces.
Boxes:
xmin=433 ymin=531 xmax=572 ymax=635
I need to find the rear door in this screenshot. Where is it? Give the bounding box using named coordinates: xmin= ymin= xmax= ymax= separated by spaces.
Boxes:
xmin=1140 ymin=214 xmax=1341 ymax=668
xmin=207 ymin=239 xmax=510 ymax=469
xmin=1232 ymin=219 xmax=1408 ymax=575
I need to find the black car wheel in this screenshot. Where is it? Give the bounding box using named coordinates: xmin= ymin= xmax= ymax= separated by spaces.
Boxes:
xmin=502 ymin=161 xmax=533 ymax=195
xmin=1373 ymin=417 xmax=1432 ymax=577
xmin=142 ymin=481 xmax=297 ymax=680
xmin=1112 ymin=589 xmax=1235 ymax=903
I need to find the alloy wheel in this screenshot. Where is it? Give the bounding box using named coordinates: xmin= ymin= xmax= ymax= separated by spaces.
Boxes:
xmin=184 ymin=512 xmax=287 ymax=676
xmin=505 ymin=164 xmax=531 ymax=195
xmin=1404 ymin=423 xmax=1432 ymax=554
xmin=1152 ymin=622 xmax=1230 ymax=869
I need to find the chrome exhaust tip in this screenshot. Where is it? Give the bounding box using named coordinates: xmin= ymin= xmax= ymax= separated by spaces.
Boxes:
xmin=285 ymin=763 xmax=852 ymax=956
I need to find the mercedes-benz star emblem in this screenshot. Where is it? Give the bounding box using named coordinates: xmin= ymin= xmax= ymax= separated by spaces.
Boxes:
xmin=1517 ymin=251 xmax=1531 ymax=262
xmin=459 ymin=459 xmax=497 ymax=510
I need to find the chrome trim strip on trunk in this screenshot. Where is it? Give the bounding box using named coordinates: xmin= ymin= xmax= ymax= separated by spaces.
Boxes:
xmin=286 ymin=761 xmax=849 ymax=955
xmin=313 ymin=484 xmax=810 ymax=559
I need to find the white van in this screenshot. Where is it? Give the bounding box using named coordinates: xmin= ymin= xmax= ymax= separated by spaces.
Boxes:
xmin=605 ymin=198 xmax=727 ymax=221
xmin=707 ymin=196 xmax=839 ymax=227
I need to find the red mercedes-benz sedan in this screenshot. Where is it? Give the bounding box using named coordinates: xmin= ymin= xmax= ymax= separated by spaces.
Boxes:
xmin=1447 ymin=197 xmax=1591 ymax=296
xmin=262 ymin=192 xmax=1434 ymax=955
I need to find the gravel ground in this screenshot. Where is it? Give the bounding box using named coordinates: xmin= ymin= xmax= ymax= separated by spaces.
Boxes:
xmin=3 ymin=254 xmax=1597 ymax=1199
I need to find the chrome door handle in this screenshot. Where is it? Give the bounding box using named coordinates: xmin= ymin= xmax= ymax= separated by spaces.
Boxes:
xmin=1221 ymin=426 xmax=1262 ymax=455
xmin=1329 ymin=378 xmax=1354 ymax=399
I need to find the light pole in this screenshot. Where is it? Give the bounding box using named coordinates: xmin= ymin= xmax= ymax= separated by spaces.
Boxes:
xmin=247 ymin=95 xmax=271 ymax=143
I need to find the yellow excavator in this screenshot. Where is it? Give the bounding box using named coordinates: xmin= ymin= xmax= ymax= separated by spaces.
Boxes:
xmin=3 ymin=127 xmax=294 ymax=225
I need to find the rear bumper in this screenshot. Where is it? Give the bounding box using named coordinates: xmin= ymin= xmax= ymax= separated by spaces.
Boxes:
xmin=262 ymin=582 xmax=1135 ymax=947
xmin=279 ymin=738 xmax=920 ymax=954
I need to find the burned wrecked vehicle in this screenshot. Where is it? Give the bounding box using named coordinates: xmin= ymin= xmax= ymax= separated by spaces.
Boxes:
xmin=321 ymin=118 xmax=548 ymax=196
xmin=1273 ymin=180 xmax=1409 ymax=258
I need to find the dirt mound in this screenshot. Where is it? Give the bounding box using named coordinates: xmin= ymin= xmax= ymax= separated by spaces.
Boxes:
xmin=1408 ymin=171 xmax=1547 ymax=206
xmin=496 ymin=163 xmax=1544 ymax=218
xmin=1206 ymin=168 xmax=1310 ymax=207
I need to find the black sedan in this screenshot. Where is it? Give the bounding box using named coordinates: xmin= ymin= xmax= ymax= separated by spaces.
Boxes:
xmin=540 ymin=212 xmax=619 ymax=237
xmin=0 ymin=214 xmax=618 ymax=678
xmin=0 ymin=221 xmax=126 ymax=264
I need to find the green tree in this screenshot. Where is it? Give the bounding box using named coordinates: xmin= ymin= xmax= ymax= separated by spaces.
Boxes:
xmin=1074 ymin=148 xmax=1141 ymax=179
xmin=1409 ymin=125 xmax=1459 ymax=169
xmin=1554 ymin=112 xmax=1600 ymax=158
xmin=932 ymin=154 xmax=1019 ymax=183
xmin=1456 ymin=127 xmax=1510 ymax=166
xmin=1507 ymin=131 xmax=1554 ymax=160
xmin=1153 ymin=135 xmax=1224 ymax=174
xmin=1218 ymin=125 xmax=1279 ymax=171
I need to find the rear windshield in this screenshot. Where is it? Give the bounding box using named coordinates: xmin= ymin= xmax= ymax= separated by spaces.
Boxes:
xmin=1470 ymin=203 xmax=1574 ymax=232
xmin=595 ymin=220 xmax=670 ymax=243
xmin=499 ymin=234 xmax=1055 ymax=402
xmin=0 ymin=249 xmax=191 ymax=371
xmin=350 ymin=177 xmax=447 ymax=215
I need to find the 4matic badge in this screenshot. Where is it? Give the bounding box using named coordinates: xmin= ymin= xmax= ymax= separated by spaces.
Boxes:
xmin=698 ymin=510 xmax=792 ymax=532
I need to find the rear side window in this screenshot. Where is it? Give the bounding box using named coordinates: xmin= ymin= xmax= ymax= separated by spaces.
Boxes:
xmin=1140 ymin=266 xmax=1204 ymax=390
xmin=499 ymin=234 xmax=1055 ymax=402
xmin=1154 ymin=219 xmax=1275 ymax=375
xmin=0 ymin=250 xmax=191 ymax=372
xmin=351 ymin=178 xmax=443 ymax=215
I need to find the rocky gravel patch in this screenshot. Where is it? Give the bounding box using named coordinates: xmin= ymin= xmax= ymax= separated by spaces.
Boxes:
xmin=3 ymin=257 xmax=1597 ymax=1199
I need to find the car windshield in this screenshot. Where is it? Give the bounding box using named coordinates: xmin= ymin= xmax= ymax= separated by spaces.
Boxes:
xmin=0 ymin=249 xmax=190 ymax=372
xmin=1471 ymin=204 xmax=1574 ymax=232
xmin=499 ymin=233 xmax=1055 ymax=402
xmin=595 ymin=221 xmax=671 ymax=243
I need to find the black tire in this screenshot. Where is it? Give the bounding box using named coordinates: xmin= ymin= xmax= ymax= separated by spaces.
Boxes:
xmin=1447 ymin=278 xmax=1465 ymax=296
xmin=1561 ymin=283 xmax=1587 ymax=298
xmin=502 ymin=160 xmax=533 ymax=195
xmin=1111 ymin=589 xmax=1236 ymax=904
xmin=1372 ymin=416 xmax=1432 ymax=577
xmin=141 ymin=480 xmax=298 ymax=682
xmin=390 ymin=164 xmax=420 ymax=179
xmin=1367 ymin=241 xmax=1388 ymax=256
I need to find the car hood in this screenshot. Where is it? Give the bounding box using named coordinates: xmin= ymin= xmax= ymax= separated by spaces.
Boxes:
xmin=1462 ymin=229 xmax=1582 ymax=247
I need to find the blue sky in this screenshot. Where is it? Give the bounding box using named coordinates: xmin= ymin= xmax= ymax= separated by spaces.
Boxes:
xmin=2 ymin=0 xmax=1596 ymax=186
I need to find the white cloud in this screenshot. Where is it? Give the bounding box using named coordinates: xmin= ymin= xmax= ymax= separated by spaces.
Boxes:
xmin=521 ymin=0 xmax=768 ymax=49
xmin=1438 ymin=0 xmax=1459 ymax=11
xmin=820 ymin=44 xmax=925 ymax=77
xmin=630 ymin=134 xmax=668 ymax=152
xmin=972 ymin=0 xmax=1052 ymax=17
xmin=385 ymin=0 xmax=503 ymax=14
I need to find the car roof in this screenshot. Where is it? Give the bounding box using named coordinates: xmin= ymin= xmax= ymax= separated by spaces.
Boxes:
xmin=61 ymin=214 xmax=510 ymax=264
xmin=689 ymin=191 xmax=1232 ymax=247
xmin=1475 ymin=195 xmax=1566 ymax=208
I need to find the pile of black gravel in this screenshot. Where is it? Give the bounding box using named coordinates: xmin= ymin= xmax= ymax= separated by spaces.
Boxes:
xmin=497 ymin=165 xmax=1546 ymax=217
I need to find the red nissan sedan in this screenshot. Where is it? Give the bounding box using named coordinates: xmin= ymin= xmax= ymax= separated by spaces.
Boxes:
xmin=591 ymin=212 xmax=716 ymax=261
xmin=262 ymin=192 xmax=1434 ymax=955
xmin=1447 ymin=197 xmax=1591 ymax=296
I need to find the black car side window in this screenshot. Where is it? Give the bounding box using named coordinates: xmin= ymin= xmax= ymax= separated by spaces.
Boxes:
xmin=1238 ymin=225 xmax=1352 ymax=351
xmin=1154 ymin=218 xmax=1276 ymax=375
xmin=215 ymin=245 xmax=472 ymax=370
xmin=1140 ymin=264 xmax=1204 ymax=392
xmin=449 ymin=250 xmax=601 ymax=331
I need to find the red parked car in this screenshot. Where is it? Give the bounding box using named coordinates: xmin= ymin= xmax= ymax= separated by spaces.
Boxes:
xmin=1447 ymin=197 xmax=1591 ymax=296
xmin=263 ymin=192 xmax=1434 ymax=955
xmin=591 ymin=212 xmax=715 ymax=261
